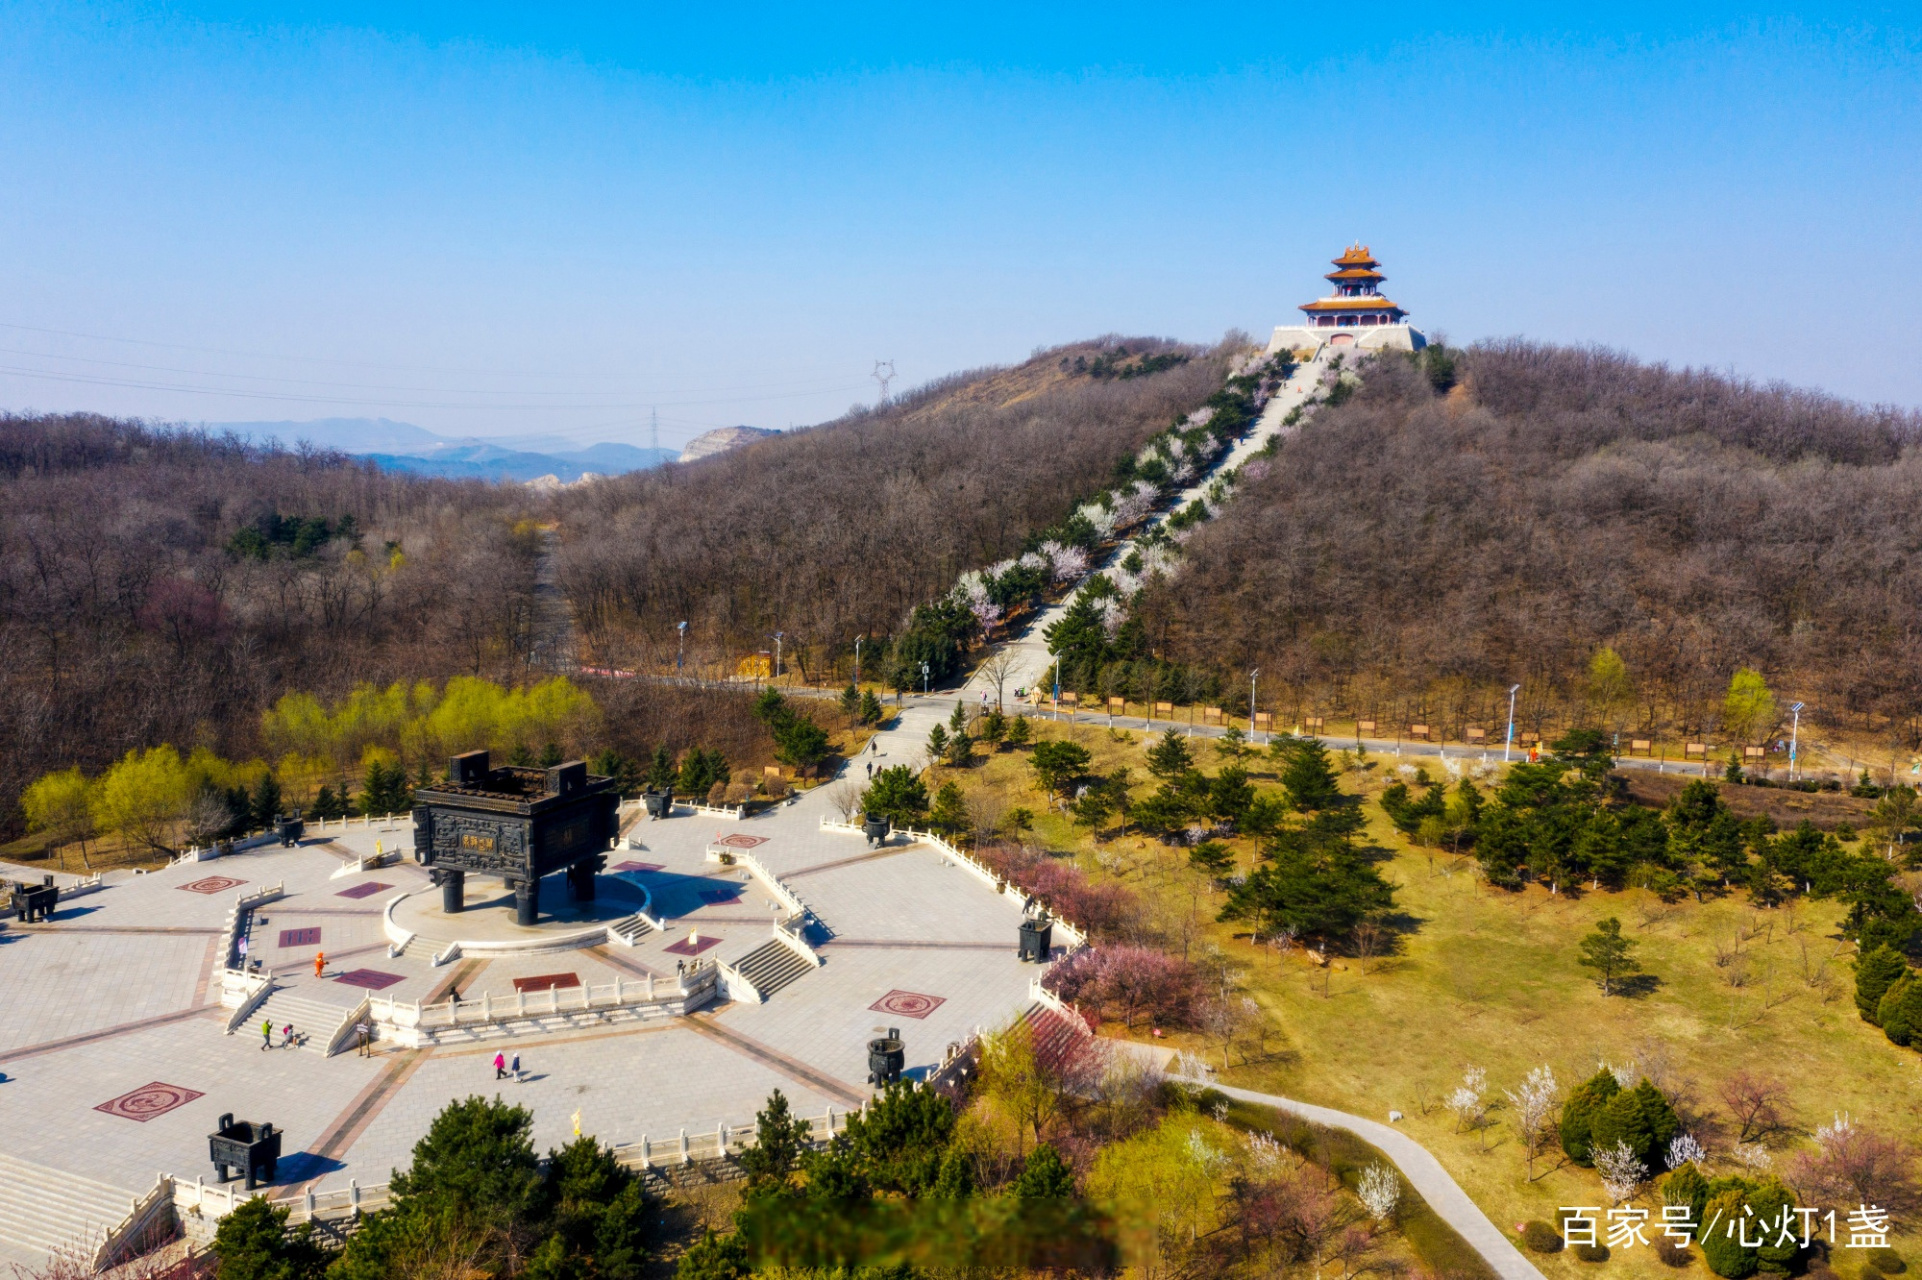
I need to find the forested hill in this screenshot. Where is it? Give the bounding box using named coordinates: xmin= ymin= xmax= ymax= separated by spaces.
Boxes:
xmin=0 ymin=413 xmax=541 ymax=829
xmin=557 ymin=336 xmax=1233 ymax=676
xmin=1133 ymin=342 xmax=1922 ymax=739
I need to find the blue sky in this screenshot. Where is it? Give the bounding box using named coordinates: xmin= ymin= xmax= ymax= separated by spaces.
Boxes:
xmin=1 ymin=3 xmax=1917 ymax=446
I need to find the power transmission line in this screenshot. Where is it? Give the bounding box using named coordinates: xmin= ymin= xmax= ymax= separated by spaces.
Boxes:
xmin=871 ymin=359 xmax=896 ymax=406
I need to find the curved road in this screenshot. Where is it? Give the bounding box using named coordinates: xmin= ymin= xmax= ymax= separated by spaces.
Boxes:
xmin=1212 ymin=1083 xmax=1545 ymax=1280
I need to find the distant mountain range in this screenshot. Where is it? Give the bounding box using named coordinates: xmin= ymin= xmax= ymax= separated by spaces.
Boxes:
xmin=203 ymin=417 xmax=679 ymax=482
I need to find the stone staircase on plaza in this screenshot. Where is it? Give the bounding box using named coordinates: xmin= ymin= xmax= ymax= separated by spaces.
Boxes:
xmin=0 ymin=1150 xmax=142 ymax=1262
xmin=253 ymin=987 xmax=361 ymax=1055
xmin=731 ymin=939 xmax=813 ymax=1000
xmin=607 ymin=914 xmax=654 ymax=946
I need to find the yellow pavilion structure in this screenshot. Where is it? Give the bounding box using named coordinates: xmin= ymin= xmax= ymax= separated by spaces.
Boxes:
xmin=1267 ymin=244 xmax=1427 ymax=356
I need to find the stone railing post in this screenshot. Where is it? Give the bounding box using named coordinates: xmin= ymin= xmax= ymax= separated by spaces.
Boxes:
xmin=679 ymin=1128 xmax=689 ymax=1166
xmin=350 ymin=1180 xmax=361 ymax=1218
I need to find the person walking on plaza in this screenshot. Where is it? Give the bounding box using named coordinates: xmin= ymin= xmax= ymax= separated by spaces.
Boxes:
xmin=261 ymin=1017 xmax=273 ymax=1050
xmin=493 ymin=1050 xmax=507 ymax=1080
xmin=282 ymin=1023 xmax=296 ymax=1049
xmin=314 ymin=950 xmax=326 ymax=979
xmin=356 ymin=1019 xmax=372 ymax=1056
xmin=511 ymin=1052 xmax=521 ymax=1083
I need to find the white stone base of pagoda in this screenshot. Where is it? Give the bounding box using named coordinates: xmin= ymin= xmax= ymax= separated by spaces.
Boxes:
xmin=1267 ymin=323 xmax=1427 ymax=357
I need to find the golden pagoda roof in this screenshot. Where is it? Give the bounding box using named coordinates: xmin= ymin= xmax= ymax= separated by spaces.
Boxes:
xmin=1326 ymin=266 xmax=1386 ymax=281
xmin=1300 ymin=296 xmax=1407 ymax=313
xmin=1332 ymin=244 xmax=1379 ymax=268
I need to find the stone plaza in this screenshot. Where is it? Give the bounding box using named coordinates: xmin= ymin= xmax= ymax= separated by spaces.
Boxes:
xmin=0 ymin=712 xmax=1051 ymax=1271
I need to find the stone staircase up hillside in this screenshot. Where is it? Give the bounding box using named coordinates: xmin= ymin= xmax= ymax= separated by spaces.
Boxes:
xmin=252 ymin=988 xmax=360 ymax=1054
xmin=0 ymin=1150 xmax=141 ymax=1262
xmin=732 ymin=940 xmax=813 ymax=1000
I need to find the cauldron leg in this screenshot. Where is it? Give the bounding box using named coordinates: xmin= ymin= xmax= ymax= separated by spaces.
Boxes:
xmin=440 ymin=869 xmax=465 ymax=914
xmin=516 ymin=878 xmax=539 ymax=926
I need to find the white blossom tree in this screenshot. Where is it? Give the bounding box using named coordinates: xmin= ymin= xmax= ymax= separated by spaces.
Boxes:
xmin=1594 ymin=1140 xmax=1648 ymax=1204
xmin=1358 ymin=1162 xmax=1401 ymax=1223
xmin=1504 ymin=1065 xmax=1561 ymax=1180
xmin=1665 ymin=1133 xmax=1709 ymax=1170
xmin=1447 ymin=1066 xmax=1488 ymax=1135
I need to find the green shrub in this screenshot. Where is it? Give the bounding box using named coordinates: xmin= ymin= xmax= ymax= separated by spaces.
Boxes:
xmin=1590 ymin=1079 xmax=1681 ymax=1166
xmin=1657 ymin=1239 xmax=1694 ymax=1268
xmin=1559 ymin=1069 xmax=1622 ymax=1166
xmin=1576 ymin=1244 xmax=1611 ymax=1263
xmin=1662 ymin=1163 xmax=1712 ymax=1227
xmin=1853 ymin=946 xmax=1908 ymax=1024
xmin=1521 ymin=1221 xmax=1564 ymax=1254
xmin=1878 ymin=974 xmax=1922 ymax=1046
xmin=1870 ymin=1248 xmax=1908 ymax=1275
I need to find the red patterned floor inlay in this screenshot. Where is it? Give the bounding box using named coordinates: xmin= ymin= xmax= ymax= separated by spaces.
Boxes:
xmin=334 ymin=969 xmax=404 ymax=990
xmin=613 ymin=861 xmax=663 ymax=873
xmin=663 ymin=934 xmax=721 ymax=956
xmin=279 ymin=927 xmax=321 ymax=948
xmin=869 ymin=990 xmax=945 ymax=1020
xmin=512 ymin=972 xmax=581 ymax=993
xmin=335 ymin=881 xmax=391 ymax=900
xmin=178 ymin=876 xmax=246 ymax=895
xmin=95 ymin=1081 xmax=204 ymax=1123
xmin=714 ymin=834 xmax=768 ymax=849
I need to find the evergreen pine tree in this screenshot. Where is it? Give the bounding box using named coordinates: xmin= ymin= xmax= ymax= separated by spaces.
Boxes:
xmin=1004 ymin=714 xmax=1032 ymax=748
xmin=1146 ymin=729 xmax=1193 ymax=779
xmin=249 ymin=771 xmax=282 ymax=830
xmin=1879 ymin=973 xmax=1921 ymax=1045
xmin=840 ymin=683 xmax=861 ymax=723
xmin=859 ymin=689 xmax=883 ymax=725
xmin=1279 ymin=737 xmax=1342 ymax=811
xmin=1855 ymin=945 xmax=1911 ymax=1024
xmin=929 ymin=783 xmax=968 ymax=835
xmin=1578 ymin=918 xmax=1642 ymax=995
xmin=646 ymin=745 xmax=676 ymax=790
xmin=1011 ymin=1144 xmax=1077 ymax=1200
xmin=949 ymin=700 xmax=969 ymax=737
xmin=1559 ymin=1069 xmax=1621 ymax=1165
xmin=738 ymin=1089 xmax=810 ymax=1191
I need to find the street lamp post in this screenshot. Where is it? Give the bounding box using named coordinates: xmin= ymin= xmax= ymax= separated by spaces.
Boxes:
xmin=921 ymin=662 xmax=930 ymax=696
xmin=771 ymin=632 xmax=784 ymax=684
xmin=1789 ymin=701 xmax=1805 ymax=781
xmin=1504 ymin=684 xmax=1521 ymax=762
xmin=1248 ymin=668 xmax=1260 ymax=744
xmin=854 ymin=637 xmax=863 ymax=688
xmin=1052 ymin=656 xmax=1061 ymax=722
xmin=676 ymin=621 xmax=687 ymax=673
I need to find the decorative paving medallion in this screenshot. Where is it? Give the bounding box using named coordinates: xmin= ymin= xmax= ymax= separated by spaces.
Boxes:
xmin=613 ymin=861 xmax=663 ymax=873
xmin=663 ymin=934 xmax=722 ymax=957
xmin=178 ymin=876 xmax=246 ymax=895
xmin=335 ymin=881 xmax=392 ymax=900
xmin=513 ymin=972 xmax=582 ymax=993
xmin=869 ymin=990 xmax=945 ymax=1020
xmin=279 ymin=927 xmax=321 ymax=948
xmin=697 ymin=886 xmax=743 ymax=905
xmin=95 ymin=1082 xmax=204 ymax=1123
xmin=714 ymin=834 xmax=768 ymax=849
xmin=334 ymin=968 xmax=405 ymax=991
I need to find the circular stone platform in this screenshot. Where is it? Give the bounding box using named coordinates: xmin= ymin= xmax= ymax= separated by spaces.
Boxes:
xmin=387 ymin=874 xmax=651 ymax=956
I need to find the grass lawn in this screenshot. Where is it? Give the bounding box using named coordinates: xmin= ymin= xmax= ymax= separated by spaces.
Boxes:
xmin=948 ymin=718 xmax=1922 ymax=1280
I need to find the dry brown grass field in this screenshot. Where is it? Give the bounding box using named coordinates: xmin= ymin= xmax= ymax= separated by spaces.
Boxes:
xmin=948 ymin=717 xmax=1922 ymax=1279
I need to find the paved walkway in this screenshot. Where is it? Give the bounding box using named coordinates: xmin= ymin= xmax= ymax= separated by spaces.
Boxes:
xmin=1212 ymin=1083 xmax=1544 ymax=1280
xmin=0 ymin=752 xmax=1045 ymax=1266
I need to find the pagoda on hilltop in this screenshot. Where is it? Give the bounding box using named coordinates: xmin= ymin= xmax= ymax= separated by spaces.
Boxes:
xmin=1267 ymin=244 xmax=1426 ymax=356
